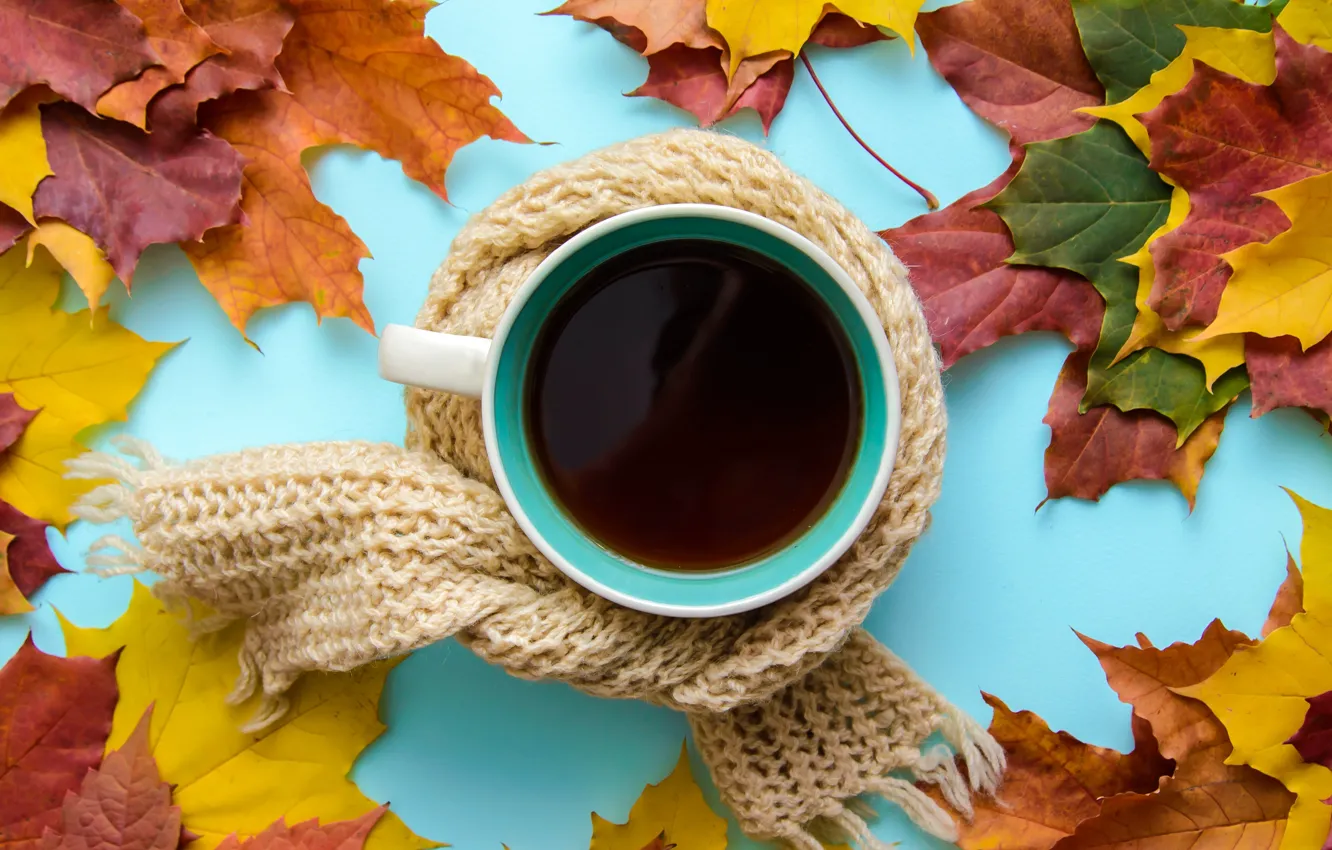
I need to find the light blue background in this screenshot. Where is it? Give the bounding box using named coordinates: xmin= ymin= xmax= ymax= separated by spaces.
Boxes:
xmin=3 ymin=1 xmax=1330 ymax=848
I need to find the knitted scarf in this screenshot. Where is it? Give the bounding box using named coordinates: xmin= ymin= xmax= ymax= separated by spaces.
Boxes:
xmin=71 ymin=130 xmax=1002 ymax=849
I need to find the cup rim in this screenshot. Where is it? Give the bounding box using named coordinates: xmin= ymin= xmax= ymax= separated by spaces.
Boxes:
xmin=480 ymin=203 xmax=902 ymax=617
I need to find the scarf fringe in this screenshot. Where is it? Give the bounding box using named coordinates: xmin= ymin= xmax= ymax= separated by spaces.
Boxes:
xmin=779 ymin=709 xmax=1005 ymax=849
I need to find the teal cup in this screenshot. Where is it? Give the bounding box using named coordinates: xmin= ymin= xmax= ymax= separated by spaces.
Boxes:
xmin=379 ymin=204 xmax=901 ymax=617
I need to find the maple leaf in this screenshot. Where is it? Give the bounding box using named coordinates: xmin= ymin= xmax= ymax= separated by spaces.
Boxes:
xmin=1079 ymin=621 xmax=1252 ymax=781
xmin=180 ymin=0 xmax=528 ymax=334
xmin=146 ymin=0 xmax=296 ymax=137
xmin=0 ymin=90 xmax=53 ymax=224
xmin=544 ymin=0 xmax=717 ymax=54
xmin=60 ymin=583 xmax=434 ymax=850
xmin=1052 ymin=771 xmax=1293 ymax=850
xmin=881 ymin=164 xmax=1103 ymax=368
xmin=629 ymin=47 xmax=793 ymax=132
xmin=0 ymin=393 xmax=36 ymax=455
xmin=1195 ymin=171 xmax=1332 ymax=350
xmin=185 ymin=92 xmax=374 ymax=336
xmin=549 ymin=3 xmax=879 ymax=132
xmin=0 ymin=638 xmax=119 ymax=850
xmin=95 ymin=0 xmax=222 ymax=128
xmin=1041 ymin=349 xmax=1226 ymax=506
xmin=275 ymin=0 xmax=528 ymax=202
xmin=1081 ymin=24 xmax=1276 ymax=160
xmin=1142 ymin=26 xmax=1332 ymax=330
xmin=589 ymin=744 xmax=726 ymax=850
xmin=31 ymin=102 xmax=243 ymax=286
xmin=0 ymin=499 xmax=64 ymax=601
xmin=1289 ymin=692 xmax=1332 ymax=770
xmin=1070 ymin=0 xmax=1275 ymax=104
xmin=215 ymin=810 xmax=385 ymax=850
xmin=915 ymin=0 xmax=1104 ymax=146
xmin=1248 ymin=335 xmax=1332 ymax=419
xmin=942 ymin=693 xmax=1169 ymax=848
xmin=985 ymin=121 xmax=1243 ymax=442
xmin=0 ymin=247 xmax=174 ymax=527
xmin=705 ymin=0 xmax=920 ymax=78
xmin=41 ymin=709 xmax=185 ymax=850
xmin=1182 ymin=490 xmax=1332 ymax=849
xmin=0 ymin=0 xmax=159 ymax=112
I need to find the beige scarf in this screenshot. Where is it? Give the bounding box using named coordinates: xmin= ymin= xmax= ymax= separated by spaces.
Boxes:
xmin=71 ymin=130 xmax=1002 ymax=849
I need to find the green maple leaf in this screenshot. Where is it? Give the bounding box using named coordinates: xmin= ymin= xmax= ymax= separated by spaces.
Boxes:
xmin=1071 ymin=0 xmax=1275 ymax=103
xmin=986 ymin=121 xmax=1246 ymax=442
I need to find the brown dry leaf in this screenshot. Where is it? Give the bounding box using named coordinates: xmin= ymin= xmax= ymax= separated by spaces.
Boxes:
xmin=276 ymin=0 xmax=529 ymax=201
xmin=1041 ymin=350 xmax=1226 ymax=507
xmin=185 ymin=92 xmax=374 ymax=336
xmin=31 ymin=102 xmax=243 ymax=285
xmin=1054 ymin=771 xmax=1293 ymax=850
xmin=41 ymin=708 xmax=185 ymax=850
xmin=629 ymin=47 xmax=794 ymax=131
xmin=0 ymin=638 xmax=120 ymax=850
xmin=180 ymin=0 xmax=528 ymax=334
xmin=1079 ymin=620 xmax=1251 ymax=782
xmin=0 ymin=0 xmax=159 ymax=112
xmin=96 ymin=0 xmax=222 ymax=128
xmin=146 ymin=0 xmax=296 ymax=136
xmin=915 ymin=0 xmax=1103 ymax=145
xmin=544 ymin=0 xmax=719 ymax=53
xmin=944 ymin=693 xmax=1169 ymax=849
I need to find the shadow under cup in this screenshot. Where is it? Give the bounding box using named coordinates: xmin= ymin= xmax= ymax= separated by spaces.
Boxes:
xmin=488 ymin=211 xmax=899 ymax=616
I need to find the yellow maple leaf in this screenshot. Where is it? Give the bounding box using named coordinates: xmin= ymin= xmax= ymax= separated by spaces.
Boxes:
xmin=1113 ymin=188 xmax=1245 ymax=389
xmin=0 ymin=531 xmax=33 ymax=615
xmin=1280 ymin=0 xmax=1332 ymax=50
xmin=1082 ymin=25 xmax=1276 ymax=159
xmin=0 ymin=90 xmax=53 ymax=224
xmin=0 ymin=247 xmax=173 ymax=527
xmin=705 ymin=0 xmax=919 ymax=78
xmin=590 ymin=744 xmax=728 ymax=850
xmin=27 ymin=221 xmax=118 ymax=311
xmin=1180 ymin=489 xmax=1332 ymax=850
xmin=1193 ymin=171 xmax=1332 ymax=350
xmin=60 ymin=582 xmax=437 ymax=850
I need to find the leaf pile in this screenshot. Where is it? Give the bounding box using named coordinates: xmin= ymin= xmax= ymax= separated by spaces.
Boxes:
xmin=884 ymin=0 xmax=1332 ymax=506
xmin=0 ymin=0 xmax=526 ymax=338
xmin=935 ymin=488 xmax=1332 ymax=848
xmin=0 ymin=582 xmax=436 ymax=850
xmin=545 ymin=0 xmax=908 ymax=131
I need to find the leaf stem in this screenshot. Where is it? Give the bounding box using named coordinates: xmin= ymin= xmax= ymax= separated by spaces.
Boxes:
xmin=800 ymin=52 xmax=939 ymax=211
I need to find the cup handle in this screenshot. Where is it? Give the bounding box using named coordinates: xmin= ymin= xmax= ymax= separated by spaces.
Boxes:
xmin=378 ymin=324 xmax=492 ymax=398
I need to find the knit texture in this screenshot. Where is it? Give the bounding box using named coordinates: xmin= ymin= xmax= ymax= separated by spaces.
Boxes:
xmin=70 ymin=129 xmax=1002 ymax=849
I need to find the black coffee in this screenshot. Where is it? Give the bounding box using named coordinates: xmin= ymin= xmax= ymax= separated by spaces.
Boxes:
xmin=526 ymin=239 xmax=863 ymax=570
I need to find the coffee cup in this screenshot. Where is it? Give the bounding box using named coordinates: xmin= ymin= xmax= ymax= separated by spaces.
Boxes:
xmin=379 ymin=204 xmax=900 ymax=617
